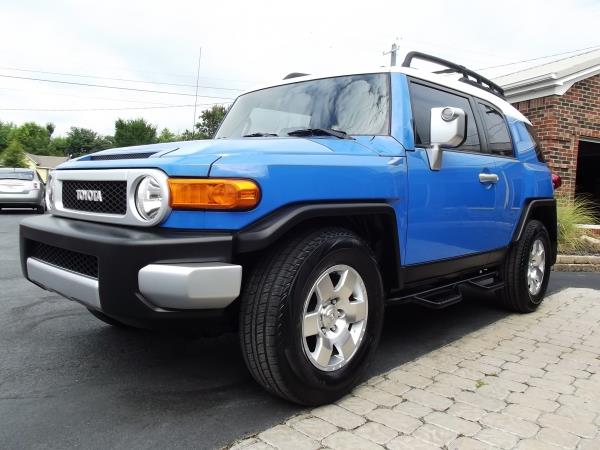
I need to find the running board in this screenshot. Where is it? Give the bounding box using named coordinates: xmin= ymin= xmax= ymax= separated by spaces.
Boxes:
xmin=410 ymin=287 xmax=463 ymax=309
xmin=387 ymin=271 xmax=502 ymax=309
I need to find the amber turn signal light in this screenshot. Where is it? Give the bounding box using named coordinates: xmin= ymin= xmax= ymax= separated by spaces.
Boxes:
xmin=168 ymin=178 xmax=260 ymax=210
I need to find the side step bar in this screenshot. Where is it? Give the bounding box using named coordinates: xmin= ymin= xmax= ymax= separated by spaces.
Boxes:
xmin=410 ymin=287 xmax=463 ymax=309
xmin=387 ymin=271 xmax=504 ymax=309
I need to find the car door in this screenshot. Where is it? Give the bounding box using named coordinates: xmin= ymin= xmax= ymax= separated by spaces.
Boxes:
xmin=404 ymin=81 xmax=505 ymax=265
xmin=474 ymin=100 xmax=520 ymax=247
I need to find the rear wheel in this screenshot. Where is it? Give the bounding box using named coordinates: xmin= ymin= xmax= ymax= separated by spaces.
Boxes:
xmin=497 ymin=220 xmax=551 ymax=313
xmin=239 ymin=228 xmax=384 ymax=405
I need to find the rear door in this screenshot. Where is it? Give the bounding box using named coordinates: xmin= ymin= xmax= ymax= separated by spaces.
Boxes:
xmin=474 ymin=100 xmax=520 ymax=246
xmin=404 ymin=81 xmax=505 ymax=265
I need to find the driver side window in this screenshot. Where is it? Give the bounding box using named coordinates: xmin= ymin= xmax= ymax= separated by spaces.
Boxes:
xmin=409 ymin=82 xmax=481 ymax=152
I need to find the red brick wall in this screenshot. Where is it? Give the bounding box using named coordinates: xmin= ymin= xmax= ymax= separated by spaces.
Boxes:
xmin=512 ymin=74 xmax=600 ymax=199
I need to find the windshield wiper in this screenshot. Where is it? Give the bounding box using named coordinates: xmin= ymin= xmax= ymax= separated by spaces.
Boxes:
xmin=287 ymin=128 xmax=353 ymax=140
xmin=243 ymin=132 xmax=278 ymax=137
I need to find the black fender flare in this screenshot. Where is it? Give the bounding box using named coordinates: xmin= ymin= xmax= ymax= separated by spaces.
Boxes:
xmin=235 ymin=202 xmax=402 ymax=290
xmin=512 ymin=198 xmax=557 ymax=264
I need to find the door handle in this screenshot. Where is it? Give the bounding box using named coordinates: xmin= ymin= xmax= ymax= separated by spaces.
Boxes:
xmin=479 ymin=173 xmax=499 ymax=184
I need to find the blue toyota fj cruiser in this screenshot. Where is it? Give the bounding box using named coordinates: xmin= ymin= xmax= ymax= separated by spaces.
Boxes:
xmin=20 ymin=52 xmax=557 ymax=405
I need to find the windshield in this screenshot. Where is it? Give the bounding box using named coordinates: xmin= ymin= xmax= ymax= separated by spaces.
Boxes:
xmin=216 ymin=73 xmax=390 ymax=139
xmin=0 ymin=172 xmax=34 ymax=181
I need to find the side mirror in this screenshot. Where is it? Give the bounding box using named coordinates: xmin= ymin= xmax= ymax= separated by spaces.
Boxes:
xmin=426 ymin=107 xmax=466 ymax=171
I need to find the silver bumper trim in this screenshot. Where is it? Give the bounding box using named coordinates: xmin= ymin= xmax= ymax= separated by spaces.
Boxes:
xmin=27 ymin=258 xmax=100 ymax=309
xmin=138 ymin=263 xmax=242 ymax=309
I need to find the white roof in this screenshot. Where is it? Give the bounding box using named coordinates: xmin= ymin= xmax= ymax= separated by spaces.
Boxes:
xmin=243 ymin=65 xmax=529 ymax=124
xmin=492 ymin=49 xmax=600 ymax=103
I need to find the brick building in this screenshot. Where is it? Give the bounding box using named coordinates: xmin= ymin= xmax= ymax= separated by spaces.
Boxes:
xmin=494 ymin=50 xmax=600 ymax=207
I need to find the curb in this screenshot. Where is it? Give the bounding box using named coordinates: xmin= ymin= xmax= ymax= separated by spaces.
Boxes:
xmin=554 ymin=254 xmax=600 ymax=272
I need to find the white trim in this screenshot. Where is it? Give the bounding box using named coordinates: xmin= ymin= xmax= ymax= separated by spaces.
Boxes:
xmin=50 ymin=168 xmax=171 ymax=227
xmin=501 ymin=65 xmax=600 ymax=103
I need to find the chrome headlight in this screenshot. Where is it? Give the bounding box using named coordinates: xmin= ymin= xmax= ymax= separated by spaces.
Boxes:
xmin=135 ymin=175 xmax=164 ymax=221
xmin=45 ymin=171 xmax=55 ymax=210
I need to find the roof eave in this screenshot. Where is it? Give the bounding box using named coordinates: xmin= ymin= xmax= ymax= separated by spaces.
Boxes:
xmin=502 ymin=65 xmax=600 ymax=103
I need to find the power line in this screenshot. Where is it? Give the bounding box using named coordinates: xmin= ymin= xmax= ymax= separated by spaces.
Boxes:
xmin=0 ymin=85 xmax=181 ymax=106
xmin=477 ymin=44 xmax=600 ymax=70
xmin=84 ymin=64 xmax=263 ymax=84
xmin=0 ymin=102 xmax=230 ymax=112
xmin=394 ymin=36 xmax=509 ymax=64
xmin=0 ymin=65 xmax=245 ymax=91
xmin=0 ymin=74 xmax=236 ymax=99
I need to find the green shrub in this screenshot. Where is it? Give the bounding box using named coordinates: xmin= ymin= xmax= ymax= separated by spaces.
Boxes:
xmin=556 ymin=195 xmax=599 ymax=252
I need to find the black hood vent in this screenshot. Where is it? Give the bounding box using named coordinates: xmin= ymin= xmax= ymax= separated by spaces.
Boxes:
xmin=89 ymin=152 xmax=156 ymax=161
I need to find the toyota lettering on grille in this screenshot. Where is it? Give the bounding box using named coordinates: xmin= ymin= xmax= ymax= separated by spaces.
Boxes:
xmin=75 ymin=189 xmax=103 ymax=202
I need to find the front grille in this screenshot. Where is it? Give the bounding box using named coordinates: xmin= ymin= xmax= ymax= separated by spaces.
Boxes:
xmin=30 ymin=241 xmax=98 ymax=278
xmin=89 ymin=152 xmax=156 ymax=161
xmin=62 ymin=180 xmax=127 ymax=215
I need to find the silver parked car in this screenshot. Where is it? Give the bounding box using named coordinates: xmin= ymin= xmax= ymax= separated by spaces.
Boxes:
xmin=0 ymin=168 xmax=45 ymax=213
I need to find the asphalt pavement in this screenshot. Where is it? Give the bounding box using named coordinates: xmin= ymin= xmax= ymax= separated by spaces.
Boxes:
xmin=1 ymin=211 xmax=599 ymax=450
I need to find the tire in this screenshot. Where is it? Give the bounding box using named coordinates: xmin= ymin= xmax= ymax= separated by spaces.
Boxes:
xmin=87 ymin=308 xmax=130 ymax=328
xmin=239 ymin=227 xmax=384 ymax=405
xmin=497 ymin=220 xmax=552 ymax=313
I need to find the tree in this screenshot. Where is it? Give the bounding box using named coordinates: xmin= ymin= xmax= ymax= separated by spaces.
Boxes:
xmin=12 ymin=122 xmax=56 ymax=155
xmin=194 ymin=105 xmax=228 ymax=139
xmin=49 ymin=136 xmax=69 ymax=156
xmin=2 ymin=140 xmax=29 ymax=168
xmin=114 ymin=118 xmax=157 ymax=147
xmin=45 ymin=122 xmax=55 ymax=137
xmin=178 ymin=129 xmax=196 ymax=141
xmin=0 ymin=121 xmax=16 ymax=152
xmin=96 ymin=135 xmax=115 ymax=151
xmin=65 ymin=127 xmax=102 ymax=156
xmin=157 ymin=128 xmax=178 ymax=143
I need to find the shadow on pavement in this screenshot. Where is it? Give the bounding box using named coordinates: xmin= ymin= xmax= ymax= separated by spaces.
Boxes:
xmin=0 ymin=289 xmax=512 ymax=449
xmin=2 ymin=207 xmax=598 ymax=450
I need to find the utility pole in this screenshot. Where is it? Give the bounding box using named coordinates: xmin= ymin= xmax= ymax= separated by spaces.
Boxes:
xmin=383 ymin=42 xmax=398 ymax=66
xmin=191 ymin=46 xmax=202 ymax=138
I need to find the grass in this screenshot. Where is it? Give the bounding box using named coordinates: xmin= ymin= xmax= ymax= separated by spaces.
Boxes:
xmin=556 ymin=195 xmax=599 ymax=253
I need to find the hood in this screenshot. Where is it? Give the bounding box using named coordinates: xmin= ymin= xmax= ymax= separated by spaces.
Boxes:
xmin=57 ymin=136 xmax=401 ymax=176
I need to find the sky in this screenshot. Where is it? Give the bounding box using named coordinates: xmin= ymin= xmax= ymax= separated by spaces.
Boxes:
xmin=1 ymin=0 xmax=599 ymax=137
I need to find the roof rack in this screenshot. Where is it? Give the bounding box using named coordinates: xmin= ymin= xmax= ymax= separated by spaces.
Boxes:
xmin=401 ymin=51 xmax=505 ymax=98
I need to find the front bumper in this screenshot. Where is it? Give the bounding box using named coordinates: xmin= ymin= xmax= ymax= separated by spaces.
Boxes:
xmin=20 ymin=215 xmax=241 ymax=325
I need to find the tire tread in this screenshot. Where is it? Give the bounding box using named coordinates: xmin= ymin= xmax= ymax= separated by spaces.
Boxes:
xmin=498 ymin=220 xmax=550 ymax=313
xmin=239 ymin=228 xmax=358 ymax=403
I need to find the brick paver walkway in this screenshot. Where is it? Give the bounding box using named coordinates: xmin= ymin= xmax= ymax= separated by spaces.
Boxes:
xmin=230 ymin=288 xmax=600 ymax=450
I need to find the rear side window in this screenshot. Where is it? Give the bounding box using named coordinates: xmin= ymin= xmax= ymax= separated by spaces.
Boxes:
xmin=409 ymin=82 xmax=481 ymax=152
xmin=525 ymin=123 xmax=545 ymax=162
xmin=477 ymin=103 xmax=513 ymax=157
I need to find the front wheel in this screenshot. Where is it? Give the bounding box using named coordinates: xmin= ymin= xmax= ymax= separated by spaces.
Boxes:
xmin=497 ymin=220 xmax=552 ymax=313
xmin=239 ymin=228 xmax=384 ymax=405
